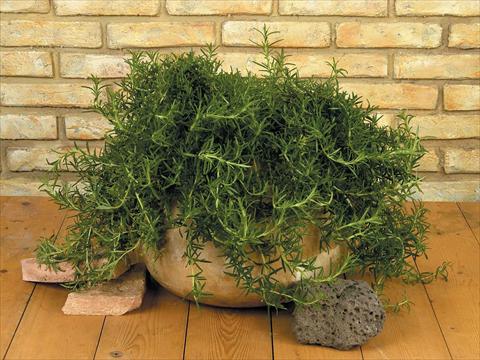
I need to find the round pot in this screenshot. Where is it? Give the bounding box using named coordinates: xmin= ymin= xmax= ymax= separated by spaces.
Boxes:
xmin=142 ymin=224 xmax=344 ymax=307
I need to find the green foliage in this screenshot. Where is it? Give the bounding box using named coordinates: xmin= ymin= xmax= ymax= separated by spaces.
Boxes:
xmin=37 ymin=27 xmax=447 ymax=308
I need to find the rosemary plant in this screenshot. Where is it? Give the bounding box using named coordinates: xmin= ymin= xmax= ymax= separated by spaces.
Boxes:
xmin=37 ymin=27 xmax=447 ymax=308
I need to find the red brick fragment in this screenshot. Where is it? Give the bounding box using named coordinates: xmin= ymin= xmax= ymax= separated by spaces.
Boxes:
xmin=62 ymin=264 xmax=146 ymax=316
xmin=21 ymin=257 xmax=131 ymax=283
xmin=21 ymin=258 xmax=75 ymax=282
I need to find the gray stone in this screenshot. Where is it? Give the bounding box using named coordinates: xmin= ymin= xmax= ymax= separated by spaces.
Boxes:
xmin=293 ymin=279 xmax=385 ymax=350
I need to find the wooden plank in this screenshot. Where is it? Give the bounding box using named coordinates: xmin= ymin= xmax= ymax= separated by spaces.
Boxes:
xmin=417 ymin=202 xmax=479 ymax=359
xmin=184 ymin=304 xmax=272 ymax=360
xmin=271 ymin=278 xmax=448 ymax=360
xmin=271 ymin=309 xmax=362 ymax=360
xmin=5 ymin=284 xmax=104 ymax=359
xmin=95 ymin=285 xmax=189 ymax=360
xmin=0 ymin=197 xmax=67 ymax=358
xmin=361 ymin=279 xmax=451 ymax=359
xmin=4 ymin=197 xmax=105 ymax=360
xmin=272 ymin=201 xmax=449 ymax=360
xmin=458 ymin=202 xmax=480 ymax=243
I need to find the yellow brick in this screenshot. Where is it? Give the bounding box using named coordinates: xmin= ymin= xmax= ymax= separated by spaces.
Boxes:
xmin=0 ymin=0 xmax=49 ymax=13
xmin=394 ymin=54 xmax=480 ymax=79
xmin=341 ymin=83 xmax=438 ymax=109
xmin=222 ymin=21 xmax=330 ymax=48
xmin=0 ymin=83 xmax=94 ymax=108
xmin=0 ymin=51 xmax=53 ymax=77
xmin=216 ymin=53 xmax=264 ymax=75
xmin=443 ymin=148 xmax=480 ymax=174
xmin=0 ymin=178 xmax=45 ymax=196
xmin=107 ymin=22 xmax=215 ymax=49
xmin=217 ymin=52 xmax=387 ymax=77
xmin=396 ymin=1 xmax=480 ymax=16
xmin=417 ymin=150 xmax=440 ymax=172
xmin=7 ymin=146 xmax=102 ymax=171
xmin=375 ymin=113 xmax=396 ymax=128
xmin=417 ymin=181 xmax=480 ymax=201
xmin=7 ymin=147 xmax=64 ymax=171
xmin=336 ymin=22 xmax=442 ymax=48
xmin=0 ymin=114 xmax=57 ymax=139
xmin=166 ymin=0 xmax=271 ymax=15
xmin=410 ymin=114 xmax=480 ymax=139
xmin=290 ymin=53 xmax=387 ymax=78
xmin=279 ymin=0 xmax=387 ymax=16
xmin=444 ymin=85 xmax=480 ymax=111
xmin=65 ymin=114 xmax=113 ymax=139
xmin=53 ymin=0 xmax=159 ymax=15
xmin=0 ymin=20 xmax=102 ymax=48
xmin=60 ymin=54 xmax=129 ymax=78
xmin=449 ymin=23 xmax=480 ymax=49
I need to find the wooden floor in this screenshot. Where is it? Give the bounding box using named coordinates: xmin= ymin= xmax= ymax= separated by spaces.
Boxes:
xmin=1 ymin=197 xmax=478 ymax=360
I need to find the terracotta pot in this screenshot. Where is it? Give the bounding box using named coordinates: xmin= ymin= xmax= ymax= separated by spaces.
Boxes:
xmin=142 ymin=224 xmax=344 ymax=307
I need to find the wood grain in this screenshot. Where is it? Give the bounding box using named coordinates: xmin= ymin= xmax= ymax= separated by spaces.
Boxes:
xmin=361 ymin=279 xmax=450 ymax=359
xmin=458 ymin=202 xmax=480 ymax=243
xmin=3 ymin=197 xmax=104 ymax=360
xmin=5 ymin=283 xmax=104 ymax=359
xmin=271 ymin=309 xmax=362 ymax=360
xmin=0 ymin=197 xmax=67 ymax=358
xmin=95 ymin=285 xmax=189 ymax=360
xmin=1 ymin=198 xmax=479 ymax=359
xmin=184 ymin=304 xmax=272 ymax=360
xmin=417 ymin=202 xmax=479 ymax=359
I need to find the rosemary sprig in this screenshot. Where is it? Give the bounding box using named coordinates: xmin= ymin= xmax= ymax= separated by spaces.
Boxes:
xmin=37 ymin=27 xmax=446 ymax=308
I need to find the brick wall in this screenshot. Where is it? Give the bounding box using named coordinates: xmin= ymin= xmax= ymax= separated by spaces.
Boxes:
xmin=0 ymin=0 xmax=479 ymax=200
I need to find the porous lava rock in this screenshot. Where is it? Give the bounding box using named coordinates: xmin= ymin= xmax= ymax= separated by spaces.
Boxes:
xmin=293 ymin=279 xmax=385 ymax=350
